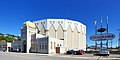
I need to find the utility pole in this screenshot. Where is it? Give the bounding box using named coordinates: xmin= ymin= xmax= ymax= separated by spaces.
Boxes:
xmin=117 ymin=29 xmax=120 ymax=54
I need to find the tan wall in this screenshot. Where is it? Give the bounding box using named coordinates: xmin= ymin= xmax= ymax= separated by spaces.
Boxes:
xmin=57 ymin=24 xmax=64 ymax=39
xmin=49 ymin=24 xmax=56 ymax=38
xmin=40 ymin=25 xmax=45 ymax=35
xmin=83 ymin=35 xmax=86 ymax=50
xmin=74 ymin=27 xmax=79 ymax=49
xmin=79 ymin=33 xmax=86 ymax=51
xmin=67 ymin=26 xmax=72 ymax=49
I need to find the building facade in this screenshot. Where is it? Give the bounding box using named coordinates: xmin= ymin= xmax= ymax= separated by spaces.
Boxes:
xmin=0 ymin=42 xmax=11 ymax=52
xmin=21 ymin=19 xmax=86 ymax=54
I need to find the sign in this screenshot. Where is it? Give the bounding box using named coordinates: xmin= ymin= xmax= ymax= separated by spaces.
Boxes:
xmin=90 ymin=33 xmax=115 ymax=41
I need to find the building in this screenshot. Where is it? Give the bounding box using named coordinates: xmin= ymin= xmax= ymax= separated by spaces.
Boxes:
xmin=11 ymin=41 xmax=21 ymax=52
xmin=20 ymin=19 xmax=86 ymax=54
xmin=0 ymin=42 xmax=11 ymax=52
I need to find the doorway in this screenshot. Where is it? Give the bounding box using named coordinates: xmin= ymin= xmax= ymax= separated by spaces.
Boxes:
xmin=23 ymin=40 xmax=26 ymax=53
xmin=56 ymin=47 xmax=60 ymax=54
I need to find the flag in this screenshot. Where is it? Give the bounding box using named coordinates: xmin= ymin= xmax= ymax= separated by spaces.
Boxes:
xmin=106 ymin=16 xmax=108 ymax=33
xmin=106 ymin=16 xmax=108 ymax=20
xmin=94 ymin=19 xmax=97 ymax=25
xmin=106 ymin=16 xmax=108 ymax=24
xmin=100 ymin=17 xmax=102 ymax=24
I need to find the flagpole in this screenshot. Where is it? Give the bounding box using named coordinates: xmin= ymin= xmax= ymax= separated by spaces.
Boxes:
xmin=106 ymin=16 xmax=108 ymax=33
xmin=94 ymin=19 xmax=97 ymax=34
xmin=106 ymin=16 xmax=108 ymax=49
xmin=100 ymin=17 xmax=102 ymax=28
xmin=94 ymin=19 xmax=97 ymax=51
xmin=100 ymin=17 xmax=103 ymax=50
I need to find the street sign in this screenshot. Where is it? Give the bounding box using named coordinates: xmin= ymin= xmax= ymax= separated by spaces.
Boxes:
xmin=90 ymin=33 xmax=115 ymax=41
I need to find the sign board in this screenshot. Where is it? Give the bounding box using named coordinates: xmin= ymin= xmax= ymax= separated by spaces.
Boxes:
xmin=90 ymin=33 xmax=115 ymax=41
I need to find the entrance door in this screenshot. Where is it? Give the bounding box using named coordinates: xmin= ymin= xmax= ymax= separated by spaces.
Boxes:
xmin=56 ymin=47 xmax=60 ymax=54
xmin=23 ymin=45 xmax=26 ymax=53
xmin=23 ymin=40 xmax=26 ymax=53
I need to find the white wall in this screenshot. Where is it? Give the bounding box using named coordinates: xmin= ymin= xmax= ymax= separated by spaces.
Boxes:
xmin=60 ymin=47 xmax=66 ymax=54
xmin=37 ymin=37 xmax=48 ymax=53
xmin=48 ymin=37 xmax=64 ymax=54
xmin=0 ymin=42 xmax=11 ymax=52
xmin=11 ymin=41 xmax=21 ymax=51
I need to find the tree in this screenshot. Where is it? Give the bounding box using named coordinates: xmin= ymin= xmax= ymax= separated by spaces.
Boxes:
xmin=0 ymin=33 xmax=21 ymax=43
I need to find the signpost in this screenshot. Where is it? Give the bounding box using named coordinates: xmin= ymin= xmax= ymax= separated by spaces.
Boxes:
xmin=90 ymin=33 xmax=115 ymax=40
xmin=90 ymin=16 xmax=115 ymax=56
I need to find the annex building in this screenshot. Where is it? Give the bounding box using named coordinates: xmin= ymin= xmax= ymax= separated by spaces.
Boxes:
xmin=20 ymin=19 xmax=86 ymax=54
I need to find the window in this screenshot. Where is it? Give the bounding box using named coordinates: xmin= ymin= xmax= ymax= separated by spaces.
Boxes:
xmin=45 ymin=43 xmax=48 ymax=49
xmin=57 ymin=44 xmax=59 ymax=46
xmin=36 ymin=23 xmax=38 ymax=25
xmin=50 ymin=21 xmax=52 ymax=24
xmin=60 ymin=44 xmax=62 ymax=46
xmin=54 ymin=42 xmax=56 ymax=49
xmin=76 ymin=23 xmax=78 ymax=26
xmin=61 ymin=21 xmax=63 ymax=24
xmin=84 ymin=27 xmax=85 ymax=33
xmin=44 ymin=22 xmax=45 ymax=24
xmin=51 ymin=42 xmax=52 ymax=49
xmin=39 ymin=44 xmax=41 ymax=50
xmin=82 ymin=33 xmax=84 ymax=35
xmin=68 ymin=22 xmax=69 ymax=24
xmin=58 ymin=21 xmax=60 ymax=24
xmin=35 ymin=23 xmax=36 ymax=25
xmin=31 ymin=44 xmax=35 ymax=49
xmin=53 ymin=21 xmax=55 ymax=24
xmin=42 ymin=43 xmax=44 ymax=50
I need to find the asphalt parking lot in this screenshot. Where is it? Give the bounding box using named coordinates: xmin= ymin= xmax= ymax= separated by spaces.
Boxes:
xmin=0 ymin=52 xmax=120 ymax=60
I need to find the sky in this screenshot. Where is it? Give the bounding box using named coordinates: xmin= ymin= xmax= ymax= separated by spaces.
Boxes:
xmin=0 ymin=0 xmax=120 ymax=47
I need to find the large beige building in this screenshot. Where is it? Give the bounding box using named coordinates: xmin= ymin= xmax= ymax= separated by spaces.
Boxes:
xmin=20 ymin=19 xmax=86 ymax=54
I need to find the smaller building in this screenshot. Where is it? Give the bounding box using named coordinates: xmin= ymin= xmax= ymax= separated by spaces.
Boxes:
xmin=0 ymin=42 xmax=11 ymax=52
xmin=36 ymin=37 xmax=65 ymax=54
xmin=11 ymin=41 xmax=21 ymax=52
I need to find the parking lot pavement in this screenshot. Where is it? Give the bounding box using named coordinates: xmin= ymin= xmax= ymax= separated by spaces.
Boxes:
xmin=50 ymin=54 xmax=120 ymax=60
xmin=0 ymin=52 xmax=120 ymax=60
xmin=50 ymin=54 xmax=100 ymax=59
xmin=99 ymin=54 xmax=120 ymax=60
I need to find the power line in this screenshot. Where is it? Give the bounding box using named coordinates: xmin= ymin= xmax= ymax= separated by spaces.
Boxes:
xmin=112 ymin=40 xmax=118 ymax=46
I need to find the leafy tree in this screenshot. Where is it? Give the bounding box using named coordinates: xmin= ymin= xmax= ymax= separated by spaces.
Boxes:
xmin=0 ymin=33 xmax=21 ymax=43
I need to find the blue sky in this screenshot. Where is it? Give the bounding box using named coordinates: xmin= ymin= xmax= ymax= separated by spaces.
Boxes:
xmin=0 ymin=0 xmax=120 ymax=47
